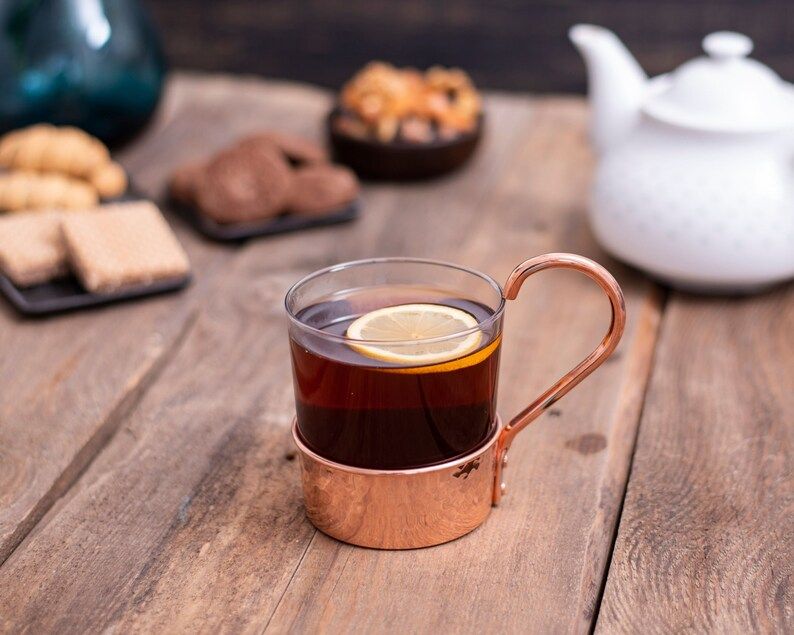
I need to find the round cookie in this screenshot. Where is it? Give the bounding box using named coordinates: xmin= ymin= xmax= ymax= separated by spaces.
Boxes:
xmin=169 ymin=161 xmax=206 ymax=206
xmin=286 ymin=164 xmax=359 ymax=215
xmin=195 ymin=144 xmax=292 ymax=223
xmin=237 ymin=131 xmax=328 ymax=165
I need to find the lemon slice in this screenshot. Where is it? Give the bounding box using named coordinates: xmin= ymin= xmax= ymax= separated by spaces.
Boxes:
xmin=346 ymin=303 xmax=483 ymax=365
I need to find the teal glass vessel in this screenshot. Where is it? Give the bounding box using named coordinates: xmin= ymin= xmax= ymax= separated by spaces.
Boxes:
xmin=0 ymin=0 xmax=166 ymax=145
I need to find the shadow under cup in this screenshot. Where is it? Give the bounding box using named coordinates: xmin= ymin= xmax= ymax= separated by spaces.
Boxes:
xmin=285 ymin=258 xmax=506 ymax=470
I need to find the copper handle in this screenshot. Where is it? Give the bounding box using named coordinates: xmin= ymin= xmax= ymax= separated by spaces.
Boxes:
xmin=493 ymin=253 xmax=626 ymax=504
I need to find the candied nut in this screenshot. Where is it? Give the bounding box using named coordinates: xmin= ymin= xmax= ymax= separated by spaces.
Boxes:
xmin=342 ymin=61 xmax=425 ymax=123
xmin=455 ymin=88 xmax=481 ymax=111
xmin=359 ymin=93 xmax=386 ymax=121
xmin=437 ymin=109 xmax=477 ymax=132
xmin=424 ymin=92 xmax=451 ymax=119
xmin=402 ymin=68 xmax=424 ymax=86
xmin=333 ymin=115 xmax=370 ymax=139
xmin=426 ymin=66 xmax=473 ymax=91
xmin=400 ymin=117 xmax=433 ymax=143
xmin=438 ymin=125 xmax=461 ymax=141
xmin=375 ymin=117 xmax=399 ymax=143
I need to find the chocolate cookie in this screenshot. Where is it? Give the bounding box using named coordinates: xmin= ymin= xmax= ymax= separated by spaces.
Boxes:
xmin=286 ymin=164 xmax=359 ymax=215
xmin=195 ymin=144 xmax=292 ymax=223
xmin=237 ymin=132 xmax=328 ymax=165
xmin=169 ymin=161 xmax=205 ymax=206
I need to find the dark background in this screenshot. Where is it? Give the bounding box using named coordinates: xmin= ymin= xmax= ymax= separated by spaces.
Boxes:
xmin=142 ymin=0 xmax=793 ymax=93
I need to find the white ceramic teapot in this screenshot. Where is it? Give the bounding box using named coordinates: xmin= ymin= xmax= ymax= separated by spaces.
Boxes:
xmin=570 ymin=25 xmax=794 ymax=293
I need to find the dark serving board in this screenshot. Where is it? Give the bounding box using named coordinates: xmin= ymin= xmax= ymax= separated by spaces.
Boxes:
xmin=0 ymin=273 xmax=191 ymax=317
xmin=175 ymin=199 xmax=359 ymax=242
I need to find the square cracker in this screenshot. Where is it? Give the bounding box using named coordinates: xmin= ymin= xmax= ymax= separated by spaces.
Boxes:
xmin=62 ymin=201 xmax=190 ymax=293
xmin=0 ymin=210 xmax=69 ymax=286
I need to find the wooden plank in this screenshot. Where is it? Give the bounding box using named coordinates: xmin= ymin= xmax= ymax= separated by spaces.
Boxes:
xmin=265 ymin=99 xmax=662 ymax=634
xmin=0 ymin=90 xmax=663 ymax=633
xmin=0 ymin=73 xmax=334 ymax=564
xmin=0 ymin=82 xmax=541 ymax=632
xmin=596 ymin=286 xmax=794 ymax=633
xmin=0 ymin=76 xmax=222 ymax=565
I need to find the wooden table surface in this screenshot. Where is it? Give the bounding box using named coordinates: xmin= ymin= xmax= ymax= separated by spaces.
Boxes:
xmin=0 ymin=74 xmax=791 ymax=634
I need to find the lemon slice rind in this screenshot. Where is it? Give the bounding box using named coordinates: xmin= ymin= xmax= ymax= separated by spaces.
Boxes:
xmin=346 ymin=303 xmax=484 ymax=366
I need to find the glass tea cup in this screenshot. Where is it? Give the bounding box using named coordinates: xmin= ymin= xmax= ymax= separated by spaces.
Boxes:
xmin=285 ymin=254 xmax=625 ymax=549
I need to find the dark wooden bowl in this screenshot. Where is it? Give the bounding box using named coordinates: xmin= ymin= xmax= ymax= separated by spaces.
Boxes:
xmin=327 ymin=109 xmax=483 ymax=180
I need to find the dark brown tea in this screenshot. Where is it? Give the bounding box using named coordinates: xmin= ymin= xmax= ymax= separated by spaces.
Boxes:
xmin=290 ymin=285 xmax=502 ymax=469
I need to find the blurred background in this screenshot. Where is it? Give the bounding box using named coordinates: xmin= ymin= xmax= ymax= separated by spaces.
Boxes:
xmin=3 ymin=0 xmax=792 ymax=142
xmin=142 ymin=0 xmax=793 ymax=92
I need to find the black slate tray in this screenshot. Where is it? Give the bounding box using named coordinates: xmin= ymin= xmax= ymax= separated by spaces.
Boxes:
xmin=0 ymin=272 xmax=191 ymax=317
xmin=176 ymin=199 xmax=359 ymax=242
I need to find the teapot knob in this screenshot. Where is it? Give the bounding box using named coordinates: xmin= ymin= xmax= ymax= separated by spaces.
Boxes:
xmin=703 ymin=31 xmax=753 ymax=60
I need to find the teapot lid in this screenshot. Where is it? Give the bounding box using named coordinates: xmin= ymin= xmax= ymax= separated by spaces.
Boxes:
xmin=643 ymin=32 xmax=794 ymax=132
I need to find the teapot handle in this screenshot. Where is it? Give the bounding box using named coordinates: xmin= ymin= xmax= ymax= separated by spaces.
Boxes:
xmin=493 ymin=253 xmax=626 ymax=504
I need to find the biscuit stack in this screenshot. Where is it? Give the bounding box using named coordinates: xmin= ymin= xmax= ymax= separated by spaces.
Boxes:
xmin=0 ymin=201 xmax=190 ymax=292
xmin=170 ymin=131 xmax=359 ymax=224
xmin=0 ymin=126 xmax=191 ymax=296
xmin=0 ymin=124 xmax=128 ymax=210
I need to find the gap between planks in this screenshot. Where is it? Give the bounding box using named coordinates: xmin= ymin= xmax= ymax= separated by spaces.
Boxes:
xmin=1 ymin=85 xmax=668 ymax=627
xmin=587 ymin=286 xmax=669 ymax=634
xmin=258 ymin=102 xmax=668 ymax=634
xmin=260 ymin=530 xmax=319 ymax=634
xmin=0 ymin=309 xmax=201 ymax=566
xmin=0 ymin=84 xmax=534 ymax=633
xmin=594 ymin=284 xmax=794 ymax=633
xmin=259 ymin=286 xmax=669 ymax=635
xmin=0 ymin=71 xmax=332 ymax=569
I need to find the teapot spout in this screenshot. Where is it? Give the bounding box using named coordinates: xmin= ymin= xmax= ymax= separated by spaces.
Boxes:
xmin=569 ymin=24 xmax=647 ymax=152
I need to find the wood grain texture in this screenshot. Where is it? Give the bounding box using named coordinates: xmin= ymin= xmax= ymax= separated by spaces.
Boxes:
xmin=0 ymin=77 xmax=231 ymax=565
xmin=0 ymin=74 xmax=332 ymax=565
xmin=0 ymin=79 xmax=659 ymax=632
xmin=0 ymin=79 xmax=552 ymax=632
xmin=596 ymin=287 xmax=794 ymax=634
xmin=265 ymin=100 xmax=662 ymax=635
xmin=0 ymin=79 xmax=662 ymax=634
xmin=142 ymin=0 xmax=794 ymax=92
